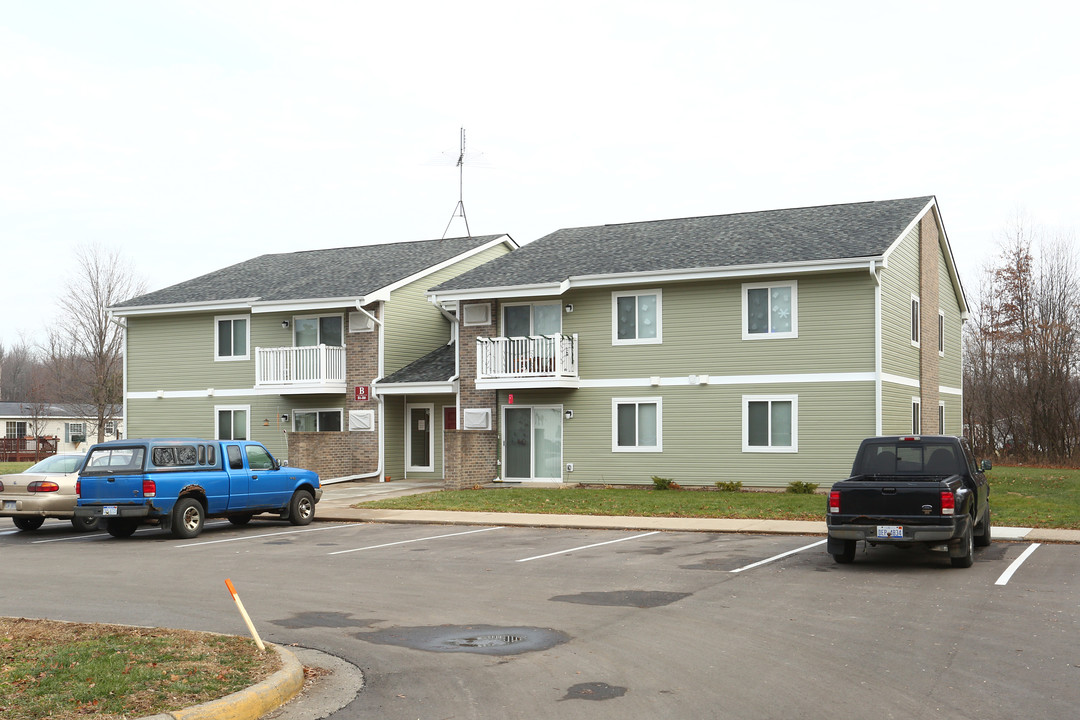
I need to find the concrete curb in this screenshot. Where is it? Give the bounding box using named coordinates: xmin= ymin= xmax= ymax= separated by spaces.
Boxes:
xmin=140 ymin=643 xmax=304 ymax=720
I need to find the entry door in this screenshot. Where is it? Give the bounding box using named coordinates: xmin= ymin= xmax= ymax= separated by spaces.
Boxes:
xmin=407 ymin=404 xmax=433 ymax=472
xmin=503 ymin=406 xmax=563 ymax=481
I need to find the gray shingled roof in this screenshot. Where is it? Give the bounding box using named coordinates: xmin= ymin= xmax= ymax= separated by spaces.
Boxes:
xmin=378 ymin=343 xmax=456 ymax=385
xmin=115 ymin=235 xmax=507 ymax=308
xmin=431 ymin=197 xmax=934 ymax=292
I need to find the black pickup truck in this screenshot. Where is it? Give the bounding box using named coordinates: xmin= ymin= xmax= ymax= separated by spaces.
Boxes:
xmin=826 ymin=436 xmax=992 ymax=567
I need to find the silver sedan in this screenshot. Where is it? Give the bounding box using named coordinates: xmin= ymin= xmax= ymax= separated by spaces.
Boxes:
xmin=0 ymin=454 xmax=96 ymax=531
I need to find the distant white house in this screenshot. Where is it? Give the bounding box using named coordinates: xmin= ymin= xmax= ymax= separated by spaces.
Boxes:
xmin=0 ymin=402 xmax=124 ymax=458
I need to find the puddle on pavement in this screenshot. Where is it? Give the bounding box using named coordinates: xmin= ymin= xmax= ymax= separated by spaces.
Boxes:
xmin=561 ymin=682 xmax=628 ymax=701
xmin=550 ymin=590 xmax=691 ymax=608
xmin=357 ymin=624 xmax=570 ymax=655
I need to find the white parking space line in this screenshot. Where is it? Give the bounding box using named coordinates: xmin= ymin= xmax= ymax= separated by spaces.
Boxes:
xmin=516 ymin=531 xmax=661 ymax=563
xmin=29 ymin=520 xmax=233 ymax=544
xmin=730 ymin=539 xmax=828 ymax=573
xmin=995 ymin=543 xmax=1041 ymax=586
xmin=176 ymin=523 xmax=354 ymax=548
xmin=329 ymin=526 xmax=504 ymax=555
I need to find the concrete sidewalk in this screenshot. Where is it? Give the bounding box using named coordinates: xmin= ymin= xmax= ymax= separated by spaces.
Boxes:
xmin=314 ymin=479 xmax=1080 ymax=544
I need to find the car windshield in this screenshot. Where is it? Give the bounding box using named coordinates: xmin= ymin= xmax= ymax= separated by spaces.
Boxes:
xmin=24 ymin=454 xmax=85 ymax=474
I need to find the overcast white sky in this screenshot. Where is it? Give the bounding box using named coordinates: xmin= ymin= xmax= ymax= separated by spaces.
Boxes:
xmin=2 ymin=0 xmax=1077 ymax=347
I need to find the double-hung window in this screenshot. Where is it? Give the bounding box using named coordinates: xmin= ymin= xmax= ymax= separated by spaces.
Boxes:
xmin=743 ymin=282 xmax=797 ymax=339
xmin=612 ymin=397 xmax=662 ymax=452
xmin=215 ymin=315 xmax=249 ymax=361
xmin=743 ymin=395 xmax=797 ymax=452
xmin=612 ymin=290 xmax=661 ymax=345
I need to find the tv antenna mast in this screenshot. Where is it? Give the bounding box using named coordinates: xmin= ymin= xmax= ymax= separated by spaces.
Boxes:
xmin=442 ymin=127 xmax=472 ymax=238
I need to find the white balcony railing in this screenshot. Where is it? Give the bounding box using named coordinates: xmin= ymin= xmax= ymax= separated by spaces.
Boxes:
xmin=476 ymin=334 xmax=579 ymax=382
xmin=255 ymin=345 xmax=347 ymax=393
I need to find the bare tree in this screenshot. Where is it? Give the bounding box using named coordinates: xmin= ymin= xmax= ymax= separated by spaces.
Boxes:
xmin=53 ymin=244 xmax=147 ymax=443
xmin=0 ymin=340 xmax=38 ymax=402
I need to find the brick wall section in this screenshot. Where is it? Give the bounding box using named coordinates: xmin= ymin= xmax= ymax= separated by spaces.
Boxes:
xmin=287 ymin=303 xmax=382 ymax=481
xmin=445 ymin=301 xmax=500 ymax=488
xmin=919 ymin=213 xmax=941 ymax=432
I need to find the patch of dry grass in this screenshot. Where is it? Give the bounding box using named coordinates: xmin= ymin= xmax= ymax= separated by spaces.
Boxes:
xmin=0 ymin=617 xmax=280 ymax=720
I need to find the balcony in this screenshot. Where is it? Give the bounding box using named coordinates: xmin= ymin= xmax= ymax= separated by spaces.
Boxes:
xmin=475 ymin=334 xmax=580 ymax=389
xmin=255 ymin=345 xmax=347 ymax=395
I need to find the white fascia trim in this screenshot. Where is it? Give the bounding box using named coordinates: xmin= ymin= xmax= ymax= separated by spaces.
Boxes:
xmin=882 ymin=373 xmax=921 ymax=389
xmin=128 ymin=388 xmax=255 ymax=400
xmin=110 ymin=298 xmax=262 ymax=317
xmin=252 ymin=297 xmax=367 ymax=313
xmin=384 ymin=235 xmax=516 ymax=298
xmin=580 ymin=372 xmax=876 ymax=388
xmin=430 ymin=258 xmax=883 ymax=303
xmin=376 ymin=381 xmax=458 ymax=396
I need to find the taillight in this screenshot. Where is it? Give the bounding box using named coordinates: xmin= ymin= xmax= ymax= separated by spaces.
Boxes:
xmin=75 ymin=480 xmax=81 ymax=497
xmin=27 ymin=481 xmax=61 ymax=493
xmin=143 ymin=479 xmax=156 ymax=498
xmin=829 ymin=491 xmax=841 ymax=513
xmin=941 ymin=491 xmax=955 ymax=515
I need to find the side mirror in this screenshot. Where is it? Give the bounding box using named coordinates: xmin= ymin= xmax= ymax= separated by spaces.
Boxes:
xmin=981 ymin=460 xmax=993 ymax=472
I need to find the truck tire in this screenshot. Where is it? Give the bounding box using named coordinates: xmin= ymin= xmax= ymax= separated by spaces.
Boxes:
xmin=974 ymin=506 xmax=992 ymax=547
xmin=171 ymin=497 xmax=205 ymax=539
xmin=288 ymin=489 xmax=315 ymax=526
xmin=831 ymin=539 xmax=856 ymax=564
xmin=106 ymin=518 xmax=139 ymax=538
xmin=71 ymin=515 xmax=100 ymax=532
xmin=950 ymin=523 xmax=974 ymax=568
xmin=13 ymin=517 xmax=45 ymax=531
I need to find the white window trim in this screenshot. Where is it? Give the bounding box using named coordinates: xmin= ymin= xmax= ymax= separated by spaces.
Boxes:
xmin=215 ymin=315 xmax=250 ymax=362
xmin=293 ymin=408 xmax=344 ymax=432
xmin=910 ymin=295 xmax=921 ymax=348
xmin=742 ymin=281 xmax=798 ymax=340
xmin=406 ymin=403 xmax=435 ymax=472
xmin=742 ymin=394 xmax=798 ymax=453
xmin=938 ymin=400 xmax=946 ymax=435
xmin=611 ymin=397 xmax=663 ymax=452
xmin=215 ymin=404 xmax=251 ymax=441
xmin=611 ymin=289 xmax=663 ymax=346
xmin=938 ymin=309 xmax=945 ymax=356
xmin=912 ymin=397 xmax=922 ymax=435
xmin=501 ymin=302 xmax=562 ymax=336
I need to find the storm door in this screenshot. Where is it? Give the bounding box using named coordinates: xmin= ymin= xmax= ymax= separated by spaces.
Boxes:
xmin=407 ymin=404 xmax=433 ymax=472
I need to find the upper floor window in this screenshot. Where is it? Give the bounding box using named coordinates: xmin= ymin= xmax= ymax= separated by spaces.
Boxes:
xmin=216 ymin=315 xmax=249 ymax=361
xmin=938 ymin=310 xmax=945 ymax=356
xmin=743 ymin=282 xmax=797 ymax=340
xmin=503 ymin=303 xmax=561 ymax=337
xmin=295 ymin=315 xmax=343 ymax=347
xmin=910 ymin=295 xmax=921 ymax=347
xmin=612 ymin=290 xmax=661 ymax=345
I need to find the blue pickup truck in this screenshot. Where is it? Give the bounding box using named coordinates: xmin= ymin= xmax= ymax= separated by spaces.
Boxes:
xmin=74 ymin=438 xmax=322 ymax=539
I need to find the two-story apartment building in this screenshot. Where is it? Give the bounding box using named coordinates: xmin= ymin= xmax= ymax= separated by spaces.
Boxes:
xmin=427 ymin=196 xmax=966 ymax=488
xmin=110 ymin=235 xmax=516 ymax=482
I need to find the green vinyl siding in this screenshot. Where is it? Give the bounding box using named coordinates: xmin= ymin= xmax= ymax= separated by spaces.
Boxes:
xmin=938 ymin=240 xmax=964 ymax=391
xmin=382 ymin=395 xmax=406 ymax=482
xmin=880 ymin=223 xmax=922 ymax=380
xmin=881 ymin=381 xmax=920 ymax=435
xmin=507 ymin=382 xmax=874 ymax=488
xmin=553 ymin=271 xmax=877 ymax=380
xmin=384 ymin=243 xmax=510 ymax=375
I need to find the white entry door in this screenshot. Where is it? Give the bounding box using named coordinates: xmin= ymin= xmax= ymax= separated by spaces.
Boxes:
xmin=503 ymin=406 xmax=563 ymax=481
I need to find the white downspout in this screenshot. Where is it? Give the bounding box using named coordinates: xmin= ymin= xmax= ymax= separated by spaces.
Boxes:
xmin=872 ymin=261 xmax=883 ymax=436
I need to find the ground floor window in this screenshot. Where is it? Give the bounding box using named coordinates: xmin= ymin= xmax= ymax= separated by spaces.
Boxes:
xmin=503 ymin=406 xmax=562 ymax=480
xmin=912 ymin=398 xmax=922 ymax=435
xmin=612 ymin=397 xmax=662 ymax=451
xmin=6 ymin=421 xmax=27 ymax=439
xmin=294 ymin=410 xmax=343 ymax=432
xmin=216 ymin=406 xmax=249 ymax=441
xmin=743 ymin=395 xmax=797 ymax=452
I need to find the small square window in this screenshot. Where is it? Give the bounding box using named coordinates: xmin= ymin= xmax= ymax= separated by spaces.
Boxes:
xmin=612 ymin=291 xmax=662 ymax=345
xmin=743 ymin=396 xmax=798 ymax=452
xmin=743 ymin=282 xmax=797 ymax=340
xmin=612 ymin=398 xmax=662 ymax=451
xmin=216 ymin=316 xmax=249 ymax=361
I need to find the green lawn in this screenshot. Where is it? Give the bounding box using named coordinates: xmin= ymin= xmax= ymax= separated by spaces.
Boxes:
xmin=363 ymin=466 xmax=1080 ymax=529
xmin=0 ymin=462 xmax=35 ymax=475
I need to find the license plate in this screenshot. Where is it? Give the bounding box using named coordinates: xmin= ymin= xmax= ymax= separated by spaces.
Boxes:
xmin=3 ymin=501 xmax=14 ymax=510
xmin=102 ymin=506 xmax=118 ymax=517
xmin=877 ymin=525 xmax=904 ymax=539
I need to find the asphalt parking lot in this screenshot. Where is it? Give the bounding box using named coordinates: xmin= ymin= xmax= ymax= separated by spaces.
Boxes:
xmin=2 ymin=517 xmax=1078 ymax=719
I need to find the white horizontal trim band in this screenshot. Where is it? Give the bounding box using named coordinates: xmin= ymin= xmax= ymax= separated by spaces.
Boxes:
xmin=580 ymin=372 xmax=876 ymax=389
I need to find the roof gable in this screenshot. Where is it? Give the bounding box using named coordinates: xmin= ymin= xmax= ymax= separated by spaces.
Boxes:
xmin=431 ymin=197 xmax=935 ymax=294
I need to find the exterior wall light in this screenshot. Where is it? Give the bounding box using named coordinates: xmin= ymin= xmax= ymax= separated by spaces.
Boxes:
xmin=280 ymin=414 xmax=289 ymax=423
xmin=564 ymin=409 xmax=574 ymax=420
xmin=281 ymin=320 xmax=290 ymax=329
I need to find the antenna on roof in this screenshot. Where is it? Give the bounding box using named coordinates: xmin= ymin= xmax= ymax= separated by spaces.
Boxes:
xmin=442 ymin=127 xmax=472 ymax=239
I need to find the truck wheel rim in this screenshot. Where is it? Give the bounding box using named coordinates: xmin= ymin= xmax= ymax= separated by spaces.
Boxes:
xmin=183 ymin=506 xmax=201 ymax=530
